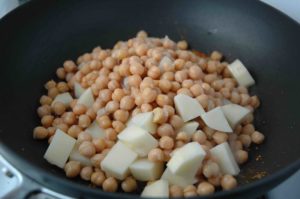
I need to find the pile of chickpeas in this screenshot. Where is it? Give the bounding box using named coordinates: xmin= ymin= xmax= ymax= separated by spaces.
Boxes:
xmin=33 ymin=30 xmax=265 ymax=197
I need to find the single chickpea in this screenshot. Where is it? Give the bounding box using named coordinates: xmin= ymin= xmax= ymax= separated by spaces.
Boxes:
xmin=141 ymin=103 xmax=153 ymax=112
xmin=220 ymin=87 xmax=231 ymax=99
xmin=67 ymin=125 xmax=82 ymax=138
xmin=52 ymin=117 xmax=63 ymax=126
xmin=192 ymin=130 xmax=207 ymax=144
xmin=103 ymin=57 xmax=116 ymax=70
xmin=212 ymin=132 xmax=228 ymax=144
xmin=47 ymin=127 xmax=56 ymax=136
xmin=211 ymin=79 xmax=224 ymax=91
xmin=97 ymin=115 xmax=112 ymax=129
xmin=127 ymin=75 xmax=142 ymax=88
xmin=78 ymin=114 xmax=91 ymax=129
xmin=251 ymin=131 xmax=265 ymax=144
xmin=112 ymin=88 xmax=126 ymax=102
xmin=189 ymin=65 xmax=203 ymax=80
xmin=157 ymin=123 xmax=175 ymax=137
xmin=175 ymin=70 xmax=188 ymax=83
xmin=112 ymin=120 xmax=125 ymax=133
xmin=210 ymin=50 xmax=223 ymax=61
xmin=152 ymin=107 xmax=167 ymax=124
xmin=37 ymin=105 xmax=52 ymax=117
xmin=169 ymin=115 xmax=184 ymax=130
xmin=177 ymin=87 xmax=193 ymax=97
xmin=79 ymin=141 xmax=96 ymax=157
xmin=182 ymin=79 xmax=194 ymax=89
xmin=158 ymin=79 xmax=172 ymax=93
xmin=41 ymin=115 xmax=54 ymax=128
xmin=120 ymin=95 xmax=135 ymax=111
xmin=80 ymin=166 xmax=93 ymax=181
xmin=102 ymin=177 xmax=118 ymax=192
xmin=105 ymin=101 xmax=120 ymax=114
xmin=56 ymin=82 xmax=69 ymax=93
xmin=171 ymin=81 xmax=181 ymax=92
xmin=95 ymin=75 xmax=109 ymax=90
xmin=63 ymin=60 xmax=76 ymax=73
xmin=221 ymin=175 xmax=237 ymax=190
xmin=183 ymin=185 xmax=197 ymax=197
xmin=91 ymin=171 xmax=106 ymax=186
xmin=52 ymin=102 xmax=66 ymax=116
xmin=99 ymin=89 xmax=112 ymax=103
xmin=175 ymin=140 xmax=185 ymax=148
xmin=159 ymin=136 xmax=174 ymax=150
xmin=33 ymin=126 xmax=49 ymax=139
xmin=203 ymin=126 xmax=215 ymax=139
xmin=156 ymin=94 xmax=172 ymax=107
xmin=107 ymin=80 xmax=120 ymax=91
xmin=189 ymin=84 xmax=203 ymax=97
xmin=169 ymin=185 xmax=183 ymax=197
xmin=92 ymin=138 xmax=106 ymax=153
xmin=196 ymin=94 xmax=209 ymax=109
xmin=239 ymin=134 xmax=252 ymax=147
xmin=73 ymin=104 xmax=87 ymax=115
xmin=197 ymin=182 xmax=215 ymax=196
xmin=77 ymin=131 xmax=92 ymax=143
xmin=105 ymin=128 xmax=117 ymax=141
xmin=91 ymin=153 xmax=105 ymax=168
xmin=64 ymin=161 xmax=81 ymax=178
xmin=48 ymin=87 xmax=59 ymax=99
xmin=147 ymin=66 xmax=161 ymax=79
xmin=235 ymin=150 xmax=248 ymax=164
xmin=113 ymin=109 xmax=129 ymax=123
xmin=208 ymin=175 xmax=222 ymax=187
xmin=121 ymin=176 xmax=138 ymax=192
xmin=86 ymin=108 xmax=96 ymax=120
xmin=137 ymin=30 xmax=148 ymax=38
xmin=62 ymin=112 xmax=76 ymax=125
xmin=242 ymin=124 xmax=255 ymax=135
xmin=141 ymin=87 xmax=157 ymax=103
xmin=250 ymin=95 xmax=260 ymax=109
xmin=40 ymin=95 xmax=53 ymax=105
xmin=148 ymin=148 xmax=164 ymax=162
xmin=44 ymin=80 xmax=56 ymax=90
xmin=56 ymin=123 xmax=69 ymax=133
xmin=203 ymin=161 xmax=221 ymax=178
xmin=240 ymin=93 xmax=250 ymax=106
xmin=177 ymin=40 xmax=188 ymax=50
xmin=135 ymin=44 xmax=148 ymax=56
xmin=129 ymin=62 xmax=145 ymax=76
xmin=163 ymin=105 xmax=175 ymax=117
xmin=242 ymin=113 xmax=254 ymax=125
xmin=204 ymin=74 xmax=218 ymax=84
xmin=176 ymin=132 xmax=190 ymax=143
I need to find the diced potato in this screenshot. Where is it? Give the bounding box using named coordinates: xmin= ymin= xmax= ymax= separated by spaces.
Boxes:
xmin=77 ymin=88 xmax=94 ymax=108
xmin=74 ymin=82 xmax=86 ymax=98
xmin=221 ymin=104 xmax=251 ymax=128
xmin=118 ymin=125 xmax=158 ymax=157
xmin=127 ymin=112 xmax=157 ymax=134
xmin=177 ymin=121 xmax=199 ymax=138
xmin=201 ymin=107 xmax=233 ymax=133
xmin=174 ymin=94 xmax=205 ymax=122
xmin=141 ymin=179 xmax=169 ymax=198
xmin=44 ymin=129 xmax=76 ymax=168
xmin=161 ymin=168 xmax=197 ymax=188
xmin=130 ymin=159 xmax=164 ymax=181
xmin=69 ymin=142 xmax=92 ymax=166
xmin=167 ymin=142 xmax=206 ymax=177
xmin=101 ymin=141 xmax=138 ymax=180
xmin=85 ymin=121 xmax=105 ymax=139
xmin=228 ymin=59 xmax=255 ymax=87
xmin=51 ymin=92 xmax=73 ymax=107
xmin=210 ymin=142 xmax=240 ymax=175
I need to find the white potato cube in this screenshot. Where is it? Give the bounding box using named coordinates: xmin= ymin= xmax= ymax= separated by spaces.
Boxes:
xmin=228 ymin=59 xmax=255 ymax=87
xmin=177 ymin=121 xmax=199 ymax=138
xmin=141 ymin=179 xmax=169 ymax=198
xmin=69 ymin=142 xmax=92 ymax=166
xmin=118 ymin=125 xmax=158 ymax=157
xmin=167 ymin=142 xmax=206 ymax=177
xmin=77 ymin=88 xmax=94 ymax=108
xmin=161 ymin=168 xmax=197 ymax=188
xmin=85 ymin=121 xmax=105 ymax=139
xmin=129 ymin=159 xmax=164 ymax=181
xmin=44 ymin=129 xmax=76 ymax=168
xmin=221 ymin=104 xmax=251 ymax=128
xmin=101 ymin=141 xmax=138 ymax=180
xmin=74 ymin=82 xmax=86 ymax=98
xmin=127 ymin=112 xmax=157 ymax=134
xmin=51 ymin=92 xmax=73 ymax=107
xmin=201 ymin=107 xmax=233 ymax=133
xmin=210 ymin=142 xmax=240 ymax=175
xmin=174 ymin=94 xmax=205 ymax=122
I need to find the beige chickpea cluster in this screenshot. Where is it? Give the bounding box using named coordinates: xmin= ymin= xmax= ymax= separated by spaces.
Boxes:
xmin=33 ymin=30 xmax=264 ymax=197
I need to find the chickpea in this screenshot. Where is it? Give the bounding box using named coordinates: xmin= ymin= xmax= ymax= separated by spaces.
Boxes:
xmin=62 ymin=112 xmax=76 ymax=125
xmin=192 ymin=130 xmax=207 ymax=144
xmin=235 ymin=150 xmax=248 ymax=164
xmin=121 ymin=177 xmax=137 ymax=192
xmin=176 ymin=132 xmax=190 ymax=143
xmin=152 ymin=107 xmax=167 ymax=124
xmin=197 ymin=182 xmax=215 ymax=196
xmin=250 ymin=95 xmax=260 ymax=109
xmin=120 ymin=95 xmax=135 ymax=110
xmin=77 ymin=131 xmax=92 ymax=143
xmin=157 ymin=123 xmax=175 ymax=137
xmin=52 ymin=102 xmax=66 ymax=116
xmin=91 ymin=171 xmax=106 ymax=186
xmin=105 ymin=141 xmax=115 ymax=149
xmin=196 ymin=94 xmax=209 ymax=109
xmin=105 ymin=128 xmax=117 ymax=141
xmin=189 ymin=84 xmax=202 ymax=97
xmin=203 ymin=126 xmax=215 ymax=139
xmin=113 ymin=109 xmax=129 ymax=123
xmin=97 ymin=115 xmax=112 ymax=129
xmin=102 ymin=57 xmax=116 ymax=70
xmin=175 ymin=70 xmax=188 ymax=83
xmin=105 ymin=101 xmax=120 ymax=114
xmin=212 ymin=132 xmax=228 ymax=144
xmin=129 ymin=62 xmax=144 ymax=76
xmin=148 ymin=148 xmax=164 ymax=162
xmin=33 ymin=126 xmax=49 ymax=139
xmin=73 ymin=104 xmax=87 ymax=115
xmin=99 ymin=89 xmax=112 ymax=103
xmin=137 ymin=30 xmax=148 ymax=38
xmin=171 ymin=81 xmax=181 ymax=92
xmin=63 ymin=60 xmax=76 ymax=72
xmin=170 ymin=185 xmax=183 ymax=197
xmin=67 ymin=125 xmax=82 ymax=138
xmin=79 ymin=141 xmax=96 ymax=157
xmin=240 ymin=93 xmax=250 ymax=106
xmin=159 ymin=136 xmax=174 ymax=150
xmin=112 ymin=121 xmax=125 ymax=133
xmin=91 ymin=153 xmax=105 ymax=168
xmin=47 ymin=126 xmax=56 ymax=136
xmin=169 ymin=115 xmax=184 ymax=130
xmin=112 ymin=88 xmax=126 ymax=102
xmin=48 ymin=87 xmax=59 ymax=99
xmin=221 ymin=175 xmax=237 ymax=190
xmin=189 ymin=65 xmax=203 ymax=80
xmin=102 ymin=177 xmax=118 ymax=192
xmin=183 ymin=185 xmax=197 ymax=197
xmin=40 ymin=95 xmax=53 ymax=105
xmin=127 ymin=75 xmax=142 ymax=88
xmin=251 ymin=131 xmax=265 ymax=144
xmin=78 ymin=114 xmax=91 ymax=129
xmin=141 ymin=103 xmax=153 ymax=112
xmin=41 ymin=115 xmax=54 ymax=128
xmin=56 ymin=123 xmax=69 ymax=133
xmin=37 ymin=105 xmax=52 ymax=117
xmin=80 ymin=166 xmax=93 ymax=181
xmin=86 ymin=108 xmax=96 ymax=120
xmin=156 ymin=94 xmax=171 ymax=107
xmin=92 ymin=138 xmax=107 ymax=152
xmin=141 ymin=87 xmax=157 ymax=103
xmin=239 ymin=134 xmax=252 ymax=147
xmin=147 ymin=66 xmax=161 ymax=79
xmin=177 ymin=40 xmax=188 ymax=50
xmin=203 ymin=161 xmax=221 ymax=178
xmin=64 ymin=161 xmax=81 ymax=178
xmin=175 ymin=140 xmax=185 ymax=148
xmin=242 ymin=124 xmax=255 ymax=135
xmin=56 ymin=82 xmax=69 ymax=93
xmin=45 ymin=80 xmax=56 ymax=90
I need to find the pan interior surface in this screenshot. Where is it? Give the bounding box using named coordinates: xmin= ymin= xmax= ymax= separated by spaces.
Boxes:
xmin=0 ymin=0 xmax=299 ymax=198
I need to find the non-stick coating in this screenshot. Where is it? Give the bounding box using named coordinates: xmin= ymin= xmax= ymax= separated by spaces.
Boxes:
xmin=0 ymin=0 xmax=299 ymax=198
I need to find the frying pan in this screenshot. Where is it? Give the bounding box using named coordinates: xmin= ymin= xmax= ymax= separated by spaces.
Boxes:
xmin=0 ymin=0 xmax=299 ymax=198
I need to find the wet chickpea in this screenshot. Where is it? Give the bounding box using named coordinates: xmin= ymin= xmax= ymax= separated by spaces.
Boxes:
xmin=52 ymin=102 xmax=66 ymax=116
xmin=157 ymin=123 xmax=175 ymax=137
xmin=37 ymin=105 xmax=52 ymax=117
xmin=40 ymin=95 xmax=53 ymax=105
xmin=251 ymin=131 xmax=265 ymax=144
xmin=79 ymin=141 xmax=96 ymax=157
xmin=64 ymin=161 xmax=81 ymax=178
xmin=240 ymin=93 xmax=250 ymax=106
xmin=97 ymin=115 xmax=112 ymax=129
xmin=242 ymin=124 xmax=255 ymax=135
xmin=120 ymin=95 xmax=135 ymax=110
xmin=48 ymin=87 xmax=59 ymax=99
xmin=103 ymin=57 xmax=116 ymax=70
xmin=176 ymin=132 xmax=190 ymax=143
xmin=142 ymin=87 xmax=157 ymax=103
xmin=183 ymin=185 xmax=197 ymax=197
xmin=175 ymin=70 xmax=188 ymax=83
xmin=105 ymin=101 xmax=120 ymax=113
xmin=203 ymin=161 xmax=221 ymax=178
xmin=80 ymin=166 xmax=93 ymax=181
xmin=57 ymin=82 xmax=69 ymax=93
xmin=102 ymin=177 xmax=118 ymax=192
xmin=159 ymin=79 xmax=172 ymax=93
xmin=63 ymin=60 xmax=76 ymax=72
xmin=33 ymin=126 xmax=49 ymax=139
xmin=91 ymin=171 xmax=106 ymax=186
xmin=192 ymin=130 xmax=207 ymax=144
xmin=99 ymin=89 xmax=112 ymax=103
xmin=78 ymin=114 xmax=91 ymax=129
xmin=62 ymin=112 xmax=76 ymax=125
xmin=159 ymin=136 xmax=174 ymax=150
xmin=56 ymin=123 xmax=69 ymax=133
xmin=156 ymin=94 xmax=171 ymax=107
xmin=239 ymin=134 xmax=252 ymax=147
xmin=189 ymin=84 xmax=203 ymax=97
xmin=196 ymin=94 xmax=209 ymax=109
xmin=177 ymin=40 xmax=188 ymax=50
xmin=112 ymin=120 xmax=125 ymax=133
xmin=221 ymin=175 xmax=237 ymax=190
xmin=112 ymin=88 xmax=126 ymax=102
xmin=77 ymin=131 xmax=92 ymax=143
xmin=152 ymin=107 xmax=167 ymax=124
xmin=91 ymin=153 xmax=105 ymax=168
xmin=121 ymin=177 xmax=137 ymax=192
xmin=148 ymin=148 xmax=164 ymax=162
xmin=130 ymin=62 xmax=145 ymax=76
xmin=73 ymin=104 xmax=87 ymax=115
xmin=113 ymin=109 xmax=129 ymax=123
xmin=170 ymin=185 xmax=183 ymax=197
xmin=105 ymin=128 xmax=117 ymax=141
xmin=147 ymin=66 xmax=161 ymax=79
xmin=235 ymin=150 xmax=248 ymax=164
xmin=47 ymin=127 xmax=56 ymax=136
xmin=67 ymin=125 xmax=81 ymax=138
xmin=41 ymin=115 xmax=54 ymax=128
xmin=197 ymin=182 xmax=215 ymax=196
xmin=212 ymin=132 xmax=228 ymax=144
xmin=189 ymin=65 xmax=203 ymax=80
xmin=169 ymin=115 xmax=184 ymax=130
xmin=45 ymin=80 xmax=56 ymax=90
xmin=163 ymin=105 xmax=175 ymax=117
xmin=141 ymin=103 xmax=153 ymax=112
xmin=177 ymin=87 xmax=193 ymax=97
xmin=127 ymin=75 xmax=142 ymax=88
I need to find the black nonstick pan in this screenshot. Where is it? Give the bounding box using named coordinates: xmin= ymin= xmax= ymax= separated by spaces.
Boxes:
xmin=0 ymin=0 xmax=300 ymax=198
